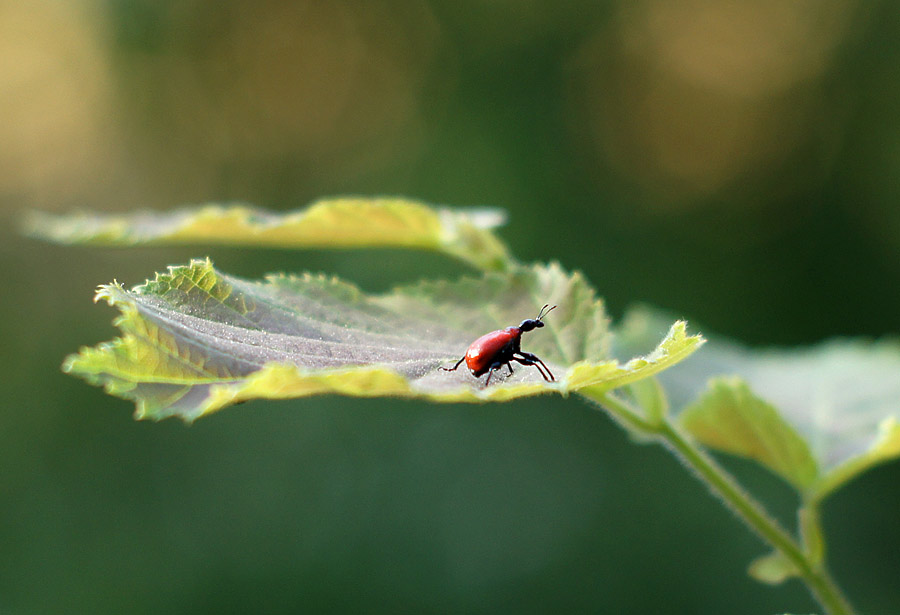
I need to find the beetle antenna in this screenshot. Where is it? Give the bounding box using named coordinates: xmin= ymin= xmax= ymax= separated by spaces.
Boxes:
xmin=537 ymin=304 xmax=557 ymax=321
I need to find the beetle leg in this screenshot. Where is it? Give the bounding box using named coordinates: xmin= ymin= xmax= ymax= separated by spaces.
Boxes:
xmin=534 ymin=358 xmax=555 ymax=381
xmin=515 ymin=357 xmax=551 ymax=381
xmin=514 ymin=352 xmax=555 ymax=382
xmin=507 ymin=363 xmax=514 ymax=375
xmin=484 ymin=362 xmax=507 ymax=386
xmin=440 ymin=356 xmax=466 ymax=372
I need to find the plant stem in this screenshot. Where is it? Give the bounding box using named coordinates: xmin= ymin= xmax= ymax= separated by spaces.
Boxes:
xmin=591 ymin=391 xmax=856 ymax=615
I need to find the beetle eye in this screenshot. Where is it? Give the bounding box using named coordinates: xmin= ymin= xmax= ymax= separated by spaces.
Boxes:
xmin=534 ymin=321 xmax=544 ymax=328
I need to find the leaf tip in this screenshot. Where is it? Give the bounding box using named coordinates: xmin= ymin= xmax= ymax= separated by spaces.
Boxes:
xmin=94 ymin=282 xmax=126 ymax=304
xmin=61 ymin=351 xmax=80 ymax=375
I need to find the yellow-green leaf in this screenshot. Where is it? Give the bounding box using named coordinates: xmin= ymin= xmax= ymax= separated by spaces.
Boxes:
xmin=63 ymin=259 xmax=701 ymax=422
xmin=24 ymin=197 xmax=512 ymax=272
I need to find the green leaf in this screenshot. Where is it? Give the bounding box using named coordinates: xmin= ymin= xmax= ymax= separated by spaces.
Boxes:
xmin=748 ymin=550 xmax=801 ymax=585
xmin=63 ymin=259 xmax=702 ymax=422
xmin=23 ymin=197 xmax=512 ymax=272
xmin=622 ymin=307 xmax=900 ymax=501
xmin=683 ymin=343 xmax=900 ymax=501
xmin=680 ymin=378 xmax=819 ymax=491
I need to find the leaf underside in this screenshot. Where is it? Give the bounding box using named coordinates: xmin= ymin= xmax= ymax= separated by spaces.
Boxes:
xmin=64 ymin=259 xmax=703 ymax=422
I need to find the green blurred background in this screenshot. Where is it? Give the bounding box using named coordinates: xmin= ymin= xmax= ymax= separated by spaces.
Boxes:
xmin=2 ymin=0 xmax=899 ymax=613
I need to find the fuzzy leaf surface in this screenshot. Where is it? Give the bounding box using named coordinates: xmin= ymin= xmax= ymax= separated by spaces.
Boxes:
xmin=24 ymin=198 xmax=511 ymax=271
xmin=64 ymin=260 xmax=702 ymax=422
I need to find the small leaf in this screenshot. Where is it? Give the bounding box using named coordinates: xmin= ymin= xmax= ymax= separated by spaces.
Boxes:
xmin=748 ymin=551 xmax=801 ymax=585
xmin=24 ymin=198 xmax=512 ymax=272
xmin=680 ymin=378 xmax=819 ymax=491
xmin=63 ymin=259 xmax=702 ymax=422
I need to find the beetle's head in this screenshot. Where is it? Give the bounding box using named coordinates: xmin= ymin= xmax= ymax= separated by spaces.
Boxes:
xmin=519 ymin=304 xmax=556 ymax=332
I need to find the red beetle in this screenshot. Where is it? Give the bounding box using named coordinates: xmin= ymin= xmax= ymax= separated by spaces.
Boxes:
xmin=441 ymin=304 xmax=557 ymax=386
